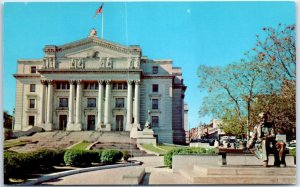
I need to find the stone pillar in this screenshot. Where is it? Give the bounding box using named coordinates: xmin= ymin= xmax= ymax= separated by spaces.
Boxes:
xmin=134 ymin=80 xmax=140 ymax=129
xmin=126 ymin=80 xmax=133 ymax=131
xmin=75 ymin=80 xmax=82 ymax=130
xmin=45 ymin=80 xmax=53 ymax=130
xmin=103 ymin=80 xmax=111 ymax=130
xmin=39 ymin=80 xmax=47 ymax=126
xmin=67 ymin=80 xmax=75 ymax=130
xmin=97 ymin=80 xmax=104 ymax=130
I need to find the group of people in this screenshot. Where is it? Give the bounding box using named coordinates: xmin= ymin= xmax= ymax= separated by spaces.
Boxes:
xmin=247 ymin=112 xmax=287 ymax=167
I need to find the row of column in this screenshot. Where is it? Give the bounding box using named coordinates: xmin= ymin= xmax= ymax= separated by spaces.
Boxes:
xmin=126 ymin=80 xmax=140 ymax=130
xmin=39 ymin=79 xmax=140 ymax=131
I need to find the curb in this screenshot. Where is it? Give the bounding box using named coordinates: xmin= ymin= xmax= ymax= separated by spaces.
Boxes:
xmin=21 ymin=161 xmax=142 ymax=185
xmin=66 ymin=140 xmax=84 ymax=149
xmin=137 ymin=143 xmax=161 ymax=156
xmin=86 ymin=141 xmax=99 ymax=150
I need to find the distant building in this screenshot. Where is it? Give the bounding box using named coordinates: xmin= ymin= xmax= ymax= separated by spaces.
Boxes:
xmin=189 ymin=119 xmax=225 ymax=141
xmin=13 ymin=29 xmax=187 ymax=144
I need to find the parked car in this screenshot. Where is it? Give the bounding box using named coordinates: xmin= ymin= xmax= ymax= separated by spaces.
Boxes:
xmin=287 ymin=142 xmax=296 ymax=150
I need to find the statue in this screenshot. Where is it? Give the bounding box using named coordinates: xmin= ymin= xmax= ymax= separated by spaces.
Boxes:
xmin=89 ymin=28 xmax=97 ymax=37
xmin=144 ymin=110 xmax=151 ymax=129
xmin=247 ymin=112 xmax=282 ymax=167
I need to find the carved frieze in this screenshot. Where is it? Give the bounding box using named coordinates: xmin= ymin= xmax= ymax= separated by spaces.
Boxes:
xmin=43 ymin=57 xmax=56 ymax=68
xmin=70 ymin=58 xmax=85 ymax=69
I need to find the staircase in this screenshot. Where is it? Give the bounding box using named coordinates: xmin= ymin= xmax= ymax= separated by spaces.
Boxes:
xmin=8 ymin=131 xmax=152 ymax=156
xmin=91 ymin=141 xmax=152 ymax=157
xmin=179 ymin=165 xmax=296 ymax=184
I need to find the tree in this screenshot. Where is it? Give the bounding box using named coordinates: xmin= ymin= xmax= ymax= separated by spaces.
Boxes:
xmin=198 ymin=24 xmax=295 ymax=138
xmin=3 ymin=111 xmax=13 ymax=129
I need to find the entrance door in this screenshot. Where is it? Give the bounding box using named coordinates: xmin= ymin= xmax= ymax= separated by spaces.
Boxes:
xmin=116 ymin=115 xmax=124 ymax=131
xmin=59 ymin=115 xmax=67 ymax=130
xmin=87 ymin=115 xmax=95 ymax=130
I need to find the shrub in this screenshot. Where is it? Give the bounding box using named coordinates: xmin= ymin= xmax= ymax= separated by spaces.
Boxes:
xmin=101 ymin=150 xmax=123 ymax=164
xmin=122 ymin=150 xmax=132 ymax=161
xmin=30 ymin=149 xmax=66 ymax=169
xmin=64 ymin=150 xmax=101 ymax=167
xmin=4 ymin=151 xmax=37 ymax=183
xmin=289 ymin=148 xmax=296 ymax=157
xmin=163 ymin=147 xmax=216 ymax=168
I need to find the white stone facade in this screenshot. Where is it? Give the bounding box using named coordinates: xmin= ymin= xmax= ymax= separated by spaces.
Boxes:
xmin=13 ymin=33 xmax=187 ymax=144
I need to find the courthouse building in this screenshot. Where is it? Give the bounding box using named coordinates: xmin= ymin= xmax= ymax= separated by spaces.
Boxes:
xmin=13 ymin=29 xmax=187 ymax=144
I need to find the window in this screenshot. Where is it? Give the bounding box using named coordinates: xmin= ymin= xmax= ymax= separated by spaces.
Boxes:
xmin=30 ymin=84 xmax=36 ymax=92
xmin=87 ymin=98 xmax=96 ymax=107
xmin=84 ymin=83 xmax=98 ymax=90
xmin=59 ymin=98 xmax=68 ymax=107
xmin=31 ymin=66 xmax=37 ymax=73
xmin=112 ymin=83 xmax=128 ymax=90
xmin=29 ymin=99 xmax=35 ymax=108
xmin=152 ymin=66 xmax=158 ymax=74
xmin=115 ymin=98 xmax=125 ymax=108
xmin=28 ymin=116 xmax=35 ymax=126
xmin=152 ymin=84 xmax=159 ymax=92
xmin=56 ymin=82 xmax=70 ymax=90
xmin=152 ymin=99 xmax=159 ymax=109
xmin=61 ymin=83 xmax=67 ymax=89
xmin=152 ymin=116 xmax=159 ymax=127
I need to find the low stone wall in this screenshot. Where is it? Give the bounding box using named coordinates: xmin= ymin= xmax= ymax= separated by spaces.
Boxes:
xmin=12 ymin=126 xmax=44 ymax=138
xmin=172 ymin=155 xmax=295 ymax=172
xmin=189 ymin=143 xmax=211 ymax=148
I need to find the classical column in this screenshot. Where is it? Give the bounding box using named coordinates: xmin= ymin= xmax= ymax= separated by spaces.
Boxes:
xmin=39 ymin=80 xmax=47 ymax=126
xmin=134 ymin=80 xmax=140 ymax=129
xmin=67 ymin=80 xmax=75 ymax=130
xmin=104 ymin=80 xmax=111 ymax=126
xmin=126 ymin=80 xmax=133 ymax=131
xmin=97 ymin=80 xmax=104 ymax=130
xmin=75 ymin=80 xmax=82 ymax=130
xmin=46 ymin=80 xmax=53 ymax=129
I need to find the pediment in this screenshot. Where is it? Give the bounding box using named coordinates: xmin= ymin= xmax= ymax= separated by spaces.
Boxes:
xmin=53 ymin=37 xmax=141 ymax=59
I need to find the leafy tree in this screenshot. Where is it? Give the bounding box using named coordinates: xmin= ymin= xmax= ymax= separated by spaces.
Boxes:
xmin=198 ymin=24 xmax=295 ymax=138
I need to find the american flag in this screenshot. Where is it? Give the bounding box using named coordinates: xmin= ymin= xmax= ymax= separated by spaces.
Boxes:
xmin=94 ymin=3 xmax=104 ymax=18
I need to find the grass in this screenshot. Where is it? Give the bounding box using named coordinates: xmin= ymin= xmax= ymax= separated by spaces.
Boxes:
xmin=157 ymin=145 xmax=186 ymax=151
xmin=4 ymin=141 xmax=27 ymax=149
xmin=140 ymin=144 xmax=167 ymax=154
xmin=140 ymin=144 xmax=187 ymax=155
xmin=70 ymin=142 xmax=91 ymax=150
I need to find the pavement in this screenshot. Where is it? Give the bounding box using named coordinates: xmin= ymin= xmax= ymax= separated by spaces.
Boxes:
xmin=40 ymin=156 xmax=190 ymax=185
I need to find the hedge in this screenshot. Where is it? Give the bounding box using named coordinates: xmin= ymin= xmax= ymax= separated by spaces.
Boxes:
xmin=4 ymin=149 xmax=66 ymax=184
xmin=164 ymin=147 xmax=216 ymax=168
xmin=101 ymin=150 xmax=123 ymax=164
xmin=64 ymin=150 xmax=101 ymax=167
xmin=4 ymin=148 xmax=123 ymax=183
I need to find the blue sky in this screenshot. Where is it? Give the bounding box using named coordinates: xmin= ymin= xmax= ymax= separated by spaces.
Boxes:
xmin=3 ymin=2 xmax=295 ymax=129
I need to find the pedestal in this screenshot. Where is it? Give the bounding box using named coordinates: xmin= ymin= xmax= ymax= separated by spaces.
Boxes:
xmin=101 ymin=124 xmax=111 ymax=131
xmin=43 ymin=123 xmax=53 ymax=131
xmin=73 ymin=123 xmax=82 ymax=131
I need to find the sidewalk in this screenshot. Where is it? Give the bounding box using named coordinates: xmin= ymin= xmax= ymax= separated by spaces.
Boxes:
xmin=41 ymin=156 xmax=190 ymax=185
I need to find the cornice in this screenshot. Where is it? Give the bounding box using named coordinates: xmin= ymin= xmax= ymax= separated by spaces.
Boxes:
xmin=13 ymin=74 xmax=41 ymax=78
xmin=57 ymin=37 xmax=141 ymax=55
xmin=142 ymin=75 xmax=174 ymax=79
xmin=37 ymin=69 xmax=143 ymax=74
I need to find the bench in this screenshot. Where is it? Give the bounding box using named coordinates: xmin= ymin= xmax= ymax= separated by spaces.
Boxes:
xmin=215 ymin=147 xmax=290 ymax=166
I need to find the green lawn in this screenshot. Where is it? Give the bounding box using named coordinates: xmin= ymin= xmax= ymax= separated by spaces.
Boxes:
xmin=4 ymin=141 xmax=27 ymax=149
xmin=157 ymin=145 xmax=185 ymax=151
xmin=140 ymin=144 xmax=187 ymax=155
xmin=70 ymin=142 xmax=91 ymax=150
xmin=140 ymin=144 xmax=167 ymax=154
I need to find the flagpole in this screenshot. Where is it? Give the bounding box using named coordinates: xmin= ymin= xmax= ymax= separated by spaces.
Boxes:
xmin=102 ymin=12 xmax=104 ymax=39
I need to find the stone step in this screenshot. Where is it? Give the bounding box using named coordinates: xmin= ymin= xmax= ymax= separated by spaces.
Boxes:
xmin=193 ymin=165 xmax=296 ymax=176
xmin=179 ymin=169 xmax=296 ymax=184
xmin=122 ymin=167 xmax=145 ymax=185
